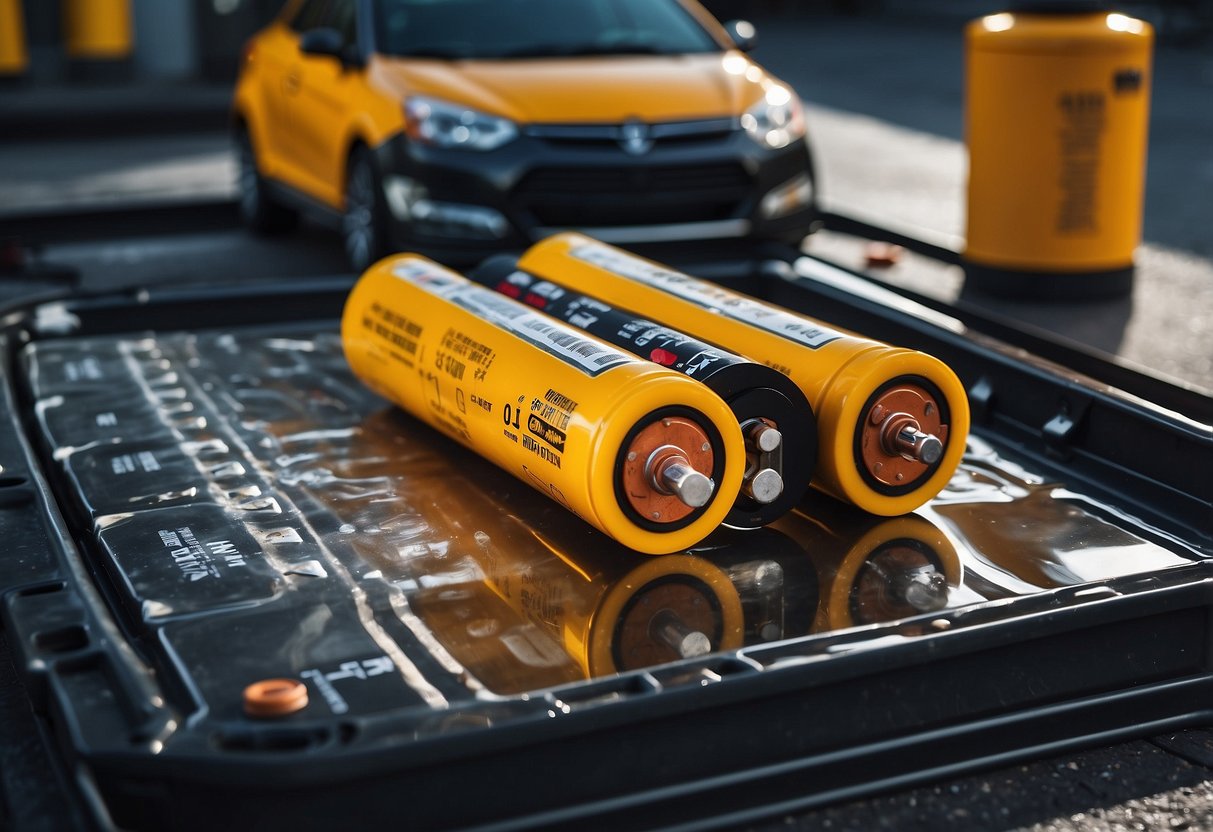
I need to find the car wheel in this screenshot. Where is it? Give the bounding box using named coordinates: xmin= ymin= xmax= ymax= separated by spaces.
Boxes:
xmin=343 ymin=146 xmax=390 ymax=273
xmin=235 ymin=127 xmax=298 ymax=235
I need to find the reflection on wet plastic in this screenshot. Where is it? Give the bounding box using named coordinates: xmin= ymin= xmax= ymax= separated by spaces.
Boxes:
xmin=773 ymin=495 xmax=969 ymax=632
xmin=21 ymin=331 xmax=1207 ymax=709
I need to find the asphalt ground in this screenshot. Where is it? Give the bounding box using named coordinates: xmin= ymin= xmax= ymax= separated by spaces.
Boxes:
xmin=0 ymin=7 xmax=1211 ymax=832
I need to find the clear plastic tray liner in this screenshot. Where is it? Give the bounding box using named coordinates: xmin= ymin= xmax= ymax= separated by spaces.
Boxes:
xmin=22 ymin=329 xmax=1205 ymax=712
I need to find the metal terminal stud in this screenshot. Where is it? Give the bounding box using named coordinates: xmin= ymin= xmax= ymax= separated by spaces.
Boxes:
xmin=649 ymin=609 xmax=712 ymax=659
xmin=741 ymin=418 xmax=785 ymax=506
xmin=655 ymin=458 xmax=715 ymax=508
xmin=743 ymin=467 xmax=784 ymax=505
xmin=899 ymin=569 xmax=949 ymax=613
xmin=892 ymin=425 xmax=944 ymax=465
xmin=747 ymin=422 xmax=783 ymax=454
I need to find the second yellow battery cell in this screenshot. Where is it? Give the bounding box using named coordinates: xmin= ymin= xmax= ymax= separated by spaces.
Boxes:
xmin=341 ymin=255 xmax=746 ymax=555
xmin=517 ymin=234 xmax=970 ymax=516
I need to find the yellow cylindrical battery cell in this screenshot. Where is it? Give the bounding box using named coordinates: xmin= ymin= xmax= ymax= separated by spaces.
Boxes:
xmin=964 ymin=6 xmax=1153 ymax=298
xmin=341 ymin=255 xmax=746 ymax=555
xmin=0 ymin=0 xmax=28 ymax=75
xmin=342 ymin=409 xmax=745 ymax=684
xmin=517 ymin=234 xmax=970 ymax=517
xmin=773 ymin=495 xmax=961 ymax=632
xmin=63 ymin=0 xmax=133 ymax=59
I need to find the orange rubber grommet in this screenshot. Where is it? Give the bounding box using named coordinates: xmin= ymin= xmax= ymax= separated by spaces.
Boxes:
xmin=243 ymin=678 xmax=309 ymax=718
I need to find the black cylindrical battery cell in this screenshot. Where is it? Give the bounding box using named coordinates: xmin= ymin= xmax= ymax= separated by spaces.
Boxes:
xmin=469 ymin=255 xmax=818 ymax=530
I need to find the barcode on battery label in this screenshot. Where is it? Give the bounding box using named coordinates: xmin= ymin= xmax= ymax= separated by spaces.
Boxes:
xmin=398 ymin=262 xmax=633 ymax=377
xmin=570 ymin=242 xmax=844 ymax=350
xmin=392 ymin=259 xmax=466 ymax=297
xmin=517 ymin=317 xmax=632 ymax=370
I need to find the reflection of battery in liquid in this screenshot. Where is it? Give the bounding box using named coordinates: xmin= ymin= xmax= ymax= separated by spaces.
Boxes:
xmin=773 ymin=494 xmax=961 ymax=631
xmin=485 ymin=533 xmax=745 ymax=677
xmin=469 ymin=255 xmax=817 ymax=530
xmin=378 ymin=418 xmax=746 ymax=678
xmin=341 ymin=255 xmax=745 ymax=555
xmin=518 ymin=234 xmax=971 ymax=516
xmin=689 ymin=527 xmax=820 ymax=646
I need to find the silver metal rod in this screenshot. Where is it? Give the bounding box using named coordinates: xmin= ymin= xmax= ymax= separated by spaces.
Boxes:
xmin=743 ymin=467 xmax=784 ymax=505
xmin=747 ymin=422 xmax=783 ymax=454
xmin=893 ymin=426 xmax=944 ymax=465
xmin=649 ymin=609 xmax=712 ymax=659
xmin=658 ymin=460 xmax=715 ymax=508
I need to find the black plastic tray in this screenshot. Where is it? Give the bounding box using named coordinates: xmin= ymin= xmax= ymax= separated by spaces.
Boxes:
xmin=0 ymin=256 xmax=1210 ymax=832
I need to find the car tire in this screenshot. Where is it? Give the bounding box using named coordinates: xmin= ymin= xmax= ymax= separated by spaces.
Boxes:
xmin=236 ymin=127 xmax=299 ymax=235
xmin=342 ymin=146 xmax=391 ymax=273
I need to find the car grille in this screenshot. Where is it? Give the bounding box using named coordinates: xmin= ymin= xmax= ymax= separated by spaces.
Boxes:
xmin=523 ymin=118 xmax=738 ymax=149
xmin=514 ymin=163 xmax=750 ymax=227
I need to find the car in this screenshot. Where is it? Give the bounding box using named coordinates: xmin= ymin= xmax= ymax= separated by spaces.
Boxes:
xmin=232 ymin=0 xmax=820 ymax=270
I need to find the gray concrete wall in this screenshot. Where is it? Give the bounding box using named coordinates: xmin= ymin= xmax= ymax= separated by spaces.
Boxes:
xmin=132 ymin=0 xmax=198 ymax=80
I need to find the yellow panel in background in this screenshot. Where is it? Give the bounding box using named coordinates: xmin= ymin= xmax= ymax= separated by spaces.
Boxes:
xmin=965 ymin=11 xmax=1153 ymax=273
xmin=0 ymin=0 xmax=28 ymax=74
xmin=63 ymin=0 xmax=133 ymax=59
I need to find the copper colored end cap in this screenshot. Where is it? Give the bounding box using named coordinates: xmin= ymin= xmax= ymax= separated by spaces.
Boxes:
xmin=621 ymin=416 xmax=715 ymax=524
xmin=243 ymin=678 xmax=309 ymax=718
xmin=860 ymin=385 xmax=948 ymax=488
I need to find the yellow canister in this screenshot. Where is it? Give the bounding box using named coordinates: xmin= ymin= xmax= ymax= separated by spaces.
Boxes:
xmin=63 ymin=0 xmax=133 ymax=59
xmin=964 ymin=5 xmax=1153 ymax=297
xmin=0 ymin=0 xmax=28 ymax=75
xmin=518 ymin=234 xmax=970 ymax=517
xmin=341 ymin=255 xmax=745 ymax=555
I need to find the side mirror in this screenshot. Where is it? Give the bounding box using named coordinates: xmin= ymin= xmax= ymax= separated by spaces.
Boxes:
xmin=724 ymin=19 xmax=757 ymax=52
xmin=300 ymin=27 xmax=348 ymax=61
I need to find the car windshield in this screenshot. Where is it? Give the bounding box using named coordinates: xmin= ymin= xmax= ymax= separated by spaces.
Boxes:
xmin=373 ymin=0 xmax=722 ymax=60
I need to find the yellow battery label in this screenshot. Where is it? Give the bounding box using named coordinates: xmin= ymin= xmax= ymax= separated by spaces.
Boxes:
xmin=343 ymin=255 xmax=746 ymax=554
xmin=570 ymin=240 xmax=844 ymax=352
xmin=397 ymin=261 xmax=635 ymax=377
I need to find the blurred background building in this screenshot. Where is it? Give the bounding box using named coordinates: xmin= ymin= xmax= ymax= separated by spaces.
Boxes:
xmin=8 ymin=0 xmax=282 ymax=83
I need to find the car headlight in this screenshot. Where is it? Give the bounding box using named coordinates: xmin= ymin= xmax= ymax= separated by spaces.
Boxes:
xmin=404 ymin=96 xmax=518 ymax=151
xmin=740 ymin=85 xmax=806 ymax=150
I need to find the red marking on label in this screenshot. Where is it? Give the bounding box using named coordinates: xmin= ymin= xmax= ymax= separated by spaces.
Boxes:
xmin=524 ymin=292 xmax=547 ymax=310
xmin=497 ymin=282 xmax=522 ymax=299
xmin=650 ymin=348 xmax=678 ymax=366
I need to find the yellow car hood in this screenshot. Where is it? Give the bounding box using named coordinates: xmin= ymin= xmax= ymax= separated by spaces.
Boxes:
xmin=371 ymin=52 xmax=769 ymax=123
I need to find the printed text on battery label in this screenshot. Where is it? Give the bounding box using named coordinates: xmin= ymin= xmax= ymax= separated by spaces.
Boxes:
xmin=363 ymin=302 xmax=422 ymax=365
xmin=395 ymin=263 xmax=632 ymax=376
xmin=570 ymin=243 xmax=844 ymax=350
xmin=461 ymin=287 xmax=632 ymax=376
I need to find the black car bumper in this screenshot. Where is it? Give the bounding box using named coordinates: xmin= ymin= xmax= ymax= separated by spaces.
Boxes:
xmin=370 ymin=125 xmax=818 ymax=263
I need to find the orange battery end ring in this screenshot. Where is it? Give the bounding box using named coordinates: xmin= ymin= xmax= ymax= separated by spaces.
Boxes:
xmin=619 ymin=415 xmax=715 ymax=525
xmin=243 ymin=678 xmax=309 ymax=718
xmin=859 ymin=382 xmax=948 ymax=492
